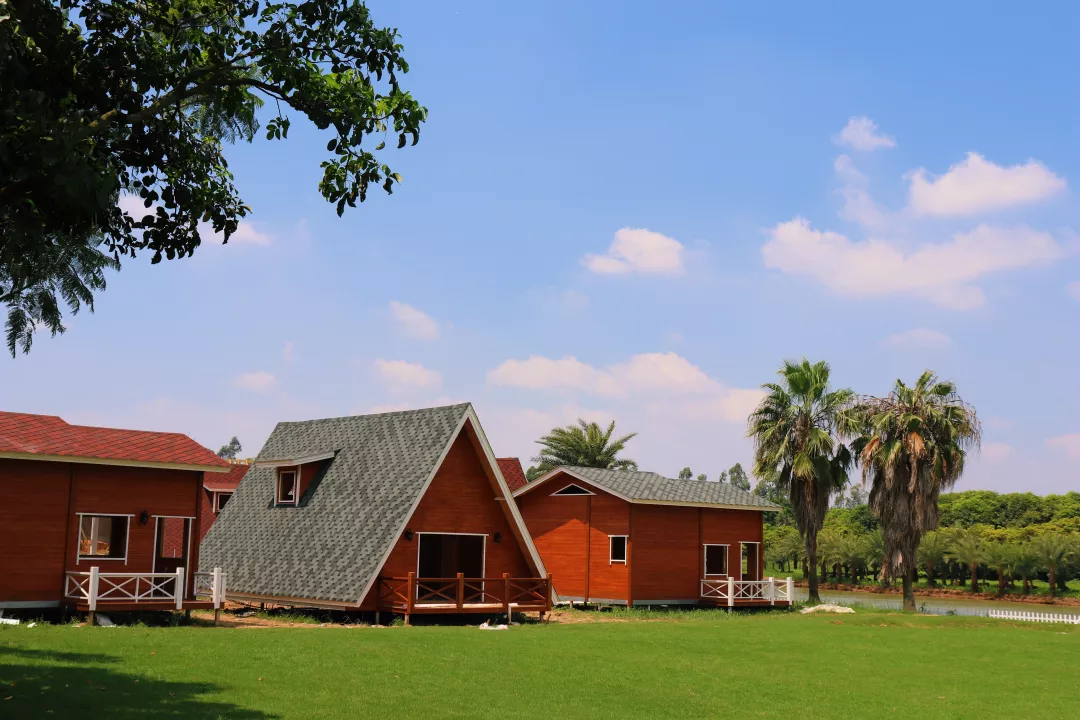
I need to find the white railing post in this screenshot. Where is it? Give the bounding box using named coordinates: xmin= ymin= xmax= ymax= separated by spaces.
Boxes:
xmin=88 ymin=566 xmax=99 ymax=613
xmin=212 ymin=568 xmax=223 ymax=609
xmin=175 ymin=567 xmax=185 ymax=610
xmin=786 ymin=577 xmax=794 ymax=604
xmin=768 ymin=577 xmax=775 ymax=606
xmin=727 ymin=577 xmax=735 ymax=608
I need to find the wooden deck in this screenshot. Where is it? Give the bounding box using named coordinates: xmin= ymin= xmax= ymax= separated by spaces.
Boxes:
xmin=377 ymin=573 xmax=552 ymax=624
xmin=64 ymin=599 xmax=215 ymax=612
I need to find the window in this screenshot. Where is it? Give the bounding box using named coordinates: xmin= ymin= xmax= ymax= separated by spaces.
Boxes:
xmin=214 ymin=492 xmax=233 ymax=513
xmin=78 ymin=515 xmax=129 ymax=560
xmin=276 ymin=469 xmax=299 ymax=505
xmin=609 ymin=535 xmax=628 ymax=564
xmin=552 ymin=483 xmax=594 ymax=496
xmin=704 ymin=544 xmax=729 ymax=577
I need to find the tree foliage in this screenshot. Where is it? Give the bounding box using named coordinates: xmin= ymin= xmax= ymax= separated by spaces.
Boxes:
xmin=748 ymin=358 xmax=854 ymax=603
xmin=1 ymin=0 xmax=426 ymax=354
xmin=531 ymin=419 xmax=637 ymax=475
xmin=678 ymin=466 xmax=693 ymax=480
xmin=848 ymin=370 xmax=981 ymax=610
xmin=727 ymin=462 xmax=751 ymax=491
xmin=217 ymin=436 xmax=242 ymax=459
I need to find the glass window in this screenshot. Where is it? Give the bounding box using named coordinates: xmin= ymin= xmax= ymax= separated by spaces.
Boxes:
xmin=609 ymin=535 xmax=627 ymax=563
xmin=78 ymin=515 xmax=128 ymax=559
xmin=276 ymin=470 xmax=298 ymax=505
xmin=704 ymin=544 xmax=729 ymax=576
xmin=214 ymin=492 xmax=232 ymax=512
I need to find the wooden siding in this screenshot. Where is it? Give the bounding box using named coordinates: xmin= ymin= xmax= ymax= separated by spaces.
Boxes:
xmin=1 ymin=460 xmax=203 ymax=604
xmin=359 ymin=430 xmax=532 ymax=609
xmin=0 ymin=459 xmax=71 ymax=602
xmin=516 ymin=471 xmax=768 ymax=604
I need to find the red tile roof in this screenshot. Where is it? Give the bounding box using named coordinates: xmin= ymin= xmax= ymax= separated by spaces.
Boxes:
xmin=497 ymin=457 xmax=528 ymax=492
xmin=0 ymin=411 xmax=230 ymax=470
xmin=204 ymin=462 xmax=250 ymax=491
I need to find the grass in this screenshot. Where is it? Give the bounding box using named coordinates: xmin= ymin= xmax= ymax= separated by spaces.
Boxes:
xmin=766 ymin=566 xmax=1080 ymax=598
xmin=2 ymin=611 xmax=1079 ymax=719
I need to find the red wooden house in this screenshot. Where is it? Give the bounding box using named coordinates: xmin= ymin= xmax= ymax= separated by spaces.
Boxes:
xmin=199 ymin=404 xmax=552 ymax=623
xmin=513 ymin=466 xmax=792 ymax=608
xmin=0 ymin=411 xmax=231 ymax=618
xmin=198 ymin=461 xmax=249 ymax=545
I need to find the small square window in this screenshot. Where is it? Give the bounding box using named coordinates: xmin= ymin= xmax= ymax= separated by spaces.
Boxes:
xmin=609 ymin=535 xmax=627 ymax=564
xmin=78 ymin=515 xmax=129 ymax=559
xmin=214 ymin=492 xmax=233 ymax=513
xmin=276 ymin=470 xmax=298 ymax=505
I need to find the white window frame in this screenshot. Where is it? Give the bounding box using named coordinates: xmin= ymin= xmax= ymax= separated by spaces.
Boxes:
xmin=213 ymin=491 xmax=233 ymax=513
xmin=551 ymin=483 xmax=595 ymax=496
xmin=608 ymin=535 xmax=628 ymax=565
xmin=276 ymin=468 xmax=299 ymax=506
xmin=739 ymin=541 xmax=761 ymax=580
xmin=703 ymin=543 xmax=730 ymax=577
xmin=150 ymin=515 xmax=195 ymax=573
xmin=76 ymin=513 xmax=133 ymax=564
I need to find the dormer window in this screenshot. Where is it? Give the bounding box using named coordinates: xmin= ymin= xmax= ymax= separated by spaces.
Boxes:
xmin=276 ymin=469 xmax=299 ymax=506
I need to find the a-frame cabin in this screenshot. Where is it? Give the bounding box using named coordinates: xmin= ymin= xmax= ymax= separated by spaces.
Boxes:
xmin=199 ymin=404 xmax=551 ymax=622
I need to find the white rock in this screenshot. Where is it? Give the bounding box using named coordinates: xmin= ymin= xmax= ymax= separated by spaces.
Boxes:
xmin=800 ymin=604 xmax=856 ymax=615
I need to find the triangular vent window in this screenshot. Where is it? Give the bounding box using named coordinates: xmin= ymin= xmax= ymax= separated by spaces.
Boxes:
xmin=552 ymin=483 xmax=594 ymax=496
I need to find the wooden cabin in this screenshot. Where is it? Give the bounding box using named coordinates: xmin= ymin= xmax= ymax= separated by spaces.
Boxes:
xmin=199 ymin=404 xmax=552 ymax=622
xmin=513 ymin=467 xmax=792 ymax=608
xmin=0 ymin=411 xmax=231 ymax=618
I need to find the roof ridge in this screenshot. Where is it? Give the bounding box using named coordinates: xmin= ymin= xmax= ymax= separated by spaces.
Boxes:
xmin=277 ymin=402 xmax=473 ymax=426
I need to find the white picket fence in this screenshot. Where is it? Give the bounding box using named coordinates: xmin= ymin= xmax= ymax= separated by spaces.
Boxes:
xmin=986 ymin=608 xmax=1080 ymax=625
xmin=700 ymin=577 xmax=794 ymax=606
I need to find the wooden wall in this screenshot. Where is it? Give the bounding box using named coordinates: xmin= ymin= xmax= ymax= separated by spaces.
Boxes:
xmin=0 ymin=458 xmax=203 ymax=604
xmin=359 ymin=431 xmax=532 ymax=609
xmin=516 ymin=472 xmax=768 ymax=604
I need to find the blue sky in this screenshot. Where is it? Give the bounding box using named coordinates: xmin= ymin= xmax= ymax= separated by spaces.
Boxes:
xmin=6 ymin=1 xmax=1079 ymax=493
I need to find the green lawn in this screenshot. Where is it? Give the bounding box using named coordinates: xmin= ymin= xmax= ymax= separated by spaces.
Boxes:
xmin=2 ymin=611 xmax=1078 ymax=719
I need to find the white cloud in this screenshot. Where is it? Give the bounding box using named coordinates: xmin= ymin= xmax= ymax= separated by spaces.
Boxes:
xmin=1067 ymin=282 xmax=1080 ymax=301
xmin=233 ymin=371 xmax=277 ymax=392
xmin=117 ymin=195 xmax=273 ymax=246
xmin=762 ymin=218 xmax=1063 ymax=309
xmin=282 ymin=341 xmax=295 ymax=363
xmin=908 ymin=153 xmax=1066 ymax=217
xmin=834 ymin=116 xmax=896 ymax=151
xmin=487 ymin=352 xmax=759 ymax=424
xmin=227 ymin=222 xmax=273 ymax=246
xmin=833 ymin=155 xmax=891 ymax=231
xmin=1046 ymin=433 xmax=1080 ymax=461
xmin=582 ymin=228 xmax=685 ymax=276
xmin=388 ymin=301 xmax=440 ymax=341
xmin=373 ymin=359 xmax=442 ymax=392
xmin=882 ymin=328 xmax=952 ymax=349
xmin=981 ymin=443 xmax=1014 ymax=463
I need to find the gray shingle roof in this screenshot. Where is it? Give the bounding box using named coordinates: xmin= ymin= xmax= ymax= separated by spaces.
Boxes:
xmin=199 ymin=404 xmax=471 ymax=604
xmin=537 ymin=466 xmax=780 ymax=510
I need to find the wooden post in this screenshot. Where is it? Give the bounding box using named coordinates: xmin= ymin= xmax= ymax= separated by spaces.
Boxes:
xmin=456 ymin=572 xmax=465 ymax=610
xmin=786 ymin=577 xmax=794 ymax=605
xmin=88 ymin=566 xmax=99 ymax=626
xmin=584 ymin=495 xmax=591 ymax=604
xmin=405 ymin=572 xmax=415 ymax=626
xmin=727 ymin=576 xmax=734 ymax=608
xmin=502 ymin=573 xmax=511 ymax=619
xmin=768 ymin=577 xmax=775 ymax=606
xmin=175 ymin=567 xmax=185 ymax=610
xmin=546 ymin=573 xmax=553 ymax=613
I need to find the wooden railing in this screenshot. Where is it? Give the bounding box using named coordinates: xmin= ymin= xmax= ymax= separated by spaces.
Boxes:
xmin=377 ymin=572 xmax=552 ymax=617
xmin=65 ymin=567 xmax=226 ymax=613
xmin=700 ymin=577 xmax=794 ymax=606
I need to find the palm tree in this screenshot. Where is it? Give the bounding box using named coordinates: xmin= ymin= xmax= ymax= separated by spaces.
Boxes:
xmin=847 ymin=371 xmax=981 ymax=611
xmin=863 ymin=529 xmax=886 ymax=586
xmin=531 ymin=419 xmax=637 ymax=475
xmin=917 ymin=530 xmax=950 ymax=587
xmin=1031 ymin=534 xmax=1069 ymax=598
xmin=818 ymin=530 xmax=844 ymax=584
xmin=778 ymin=531 xmax=805 ymax=576
xmin=1012 ymin=544 xmax=1040 ymax=595
xmin=983 ymin=542 xmax=1015 ymax=598
xmin=948 ymin=531 xmax=986 ymax=593
xmin=748 ymin=359 xmax=854 ymax=603
xmin=841 ymin=535 xmax=868 ymax=584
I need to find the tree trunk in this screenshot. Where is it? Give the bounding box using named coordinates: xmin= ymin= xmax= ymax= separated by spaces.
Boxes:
xmin=902 ymin=568 xmax=916 ymax=612
xmin=1022 ymin=574 xmax=1030 ymax=595
xmin=807 ymin=550 xmax=820 ymax=603
xmin=1048 ymin=567 xmax=1057 ymax=598
xmin=925 ymin=564 xmax=936 ymax=588
xmin=996 ymin=569 xmax=1005 ymax=598
xmin=970 ymin=563 xmax=979 ymax=593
